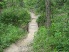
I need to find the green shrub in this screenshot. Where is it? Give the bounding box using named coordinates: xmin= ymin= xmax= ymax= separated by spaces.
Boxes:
xmin=33 ymin=26 xmax=47 ymax=52
xmin=0 ymin=7 xmax=31 ymax=52
xmin=0 ymin=8 xmax=31 ymax=26
xmin=37 ymin=13 xmax=46 ymax=26
xmin=33 ymin=26 xmax=69 ymax=52
xmin=0 ymin=24 xmax=27 ymax=52
xmin=0 ymin=2 xmax=4 ymax=9
xmin=33 ymin=14 xmax=69 ymax=52
xmin=0 ymin=23 xmax=6 ymax=35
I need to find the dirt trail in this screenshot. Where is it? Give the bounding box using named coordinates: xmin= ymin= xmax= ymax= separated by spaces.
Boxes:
xmin=4 ymin=12 xmax=38 ymax=52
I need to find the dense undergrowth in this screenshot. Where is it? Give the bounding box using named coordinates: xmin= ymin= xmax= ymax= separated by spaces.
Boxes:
xmin=29 ymin=0 xmax=69 ymax=52
xmin=0 ymin=24 xmax=27 ymax=52
xmin=33 ymin=14 xmax=69 ymax=52
xmin=0 ymin=8 xmax=30 ymax=26
xmin=0 ymin=0 xmax=31 ymax=52
xmin=0 ymin=7 xmax=31 ymax=52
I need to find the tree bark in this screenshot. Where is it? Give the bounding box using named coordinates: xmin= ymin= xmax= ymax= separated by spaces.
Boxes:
xmin=45 ymin=0 xmax=51 ymax=28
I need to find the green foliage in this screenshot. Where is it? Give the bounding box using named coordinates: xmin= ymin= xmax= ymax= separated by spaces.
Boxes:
xmin=26 ymin=0 xmax=69 ymax=14
xmin=33 ymin=26 xmax=69 ymax=52
xmin=24 ymin=0 xmax=38 ymax=9
xmin=0 ymin=2 xmax=4 ymax=8
xmin=0 ymin=8 xmax=30 ymax=26
xmin=0 ymin=24 xmax=27 ymax=52
xmin=37 ymin=13 xmax=46 ymax=26
xmin=0 ymin=2 xmax=31 ymax=51
xmin=33 ymin=14 xmax=69 ymax=52
xmin=0 ymin=0 xmax=31 ymax=52
xmin=35 ymin=0 xmax=45 ymax=13
xmin=26 ymin=0 xmax=69 ymax=52
xmin=0 ymin=0 xmax=6 ymax=9
xmin=33 ymin=26 xmax=47 ymax=52
xmin=0 ymin=7 xmax=31 ymax=51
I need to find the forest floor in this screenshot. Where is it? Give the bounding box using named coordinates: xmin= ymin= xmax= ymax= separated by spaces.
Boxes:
xmin=4 ymin=12 xmax=38 ymax=52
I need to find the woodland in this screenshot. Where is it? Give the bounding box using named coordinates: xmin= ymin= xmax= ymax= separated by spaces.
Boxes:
xmin=0 ymin=0 xmax=69 ymax=52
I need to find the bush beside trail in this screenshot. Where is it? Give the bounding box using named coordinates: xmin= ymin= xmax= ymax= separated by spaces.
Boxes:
xmin=0 ymin=7 xmax=31 ymax=52
xmin=33 ymin=14 xmax=69 ymax=52
xmin=0 ymin=8 xmax=31 ymax=26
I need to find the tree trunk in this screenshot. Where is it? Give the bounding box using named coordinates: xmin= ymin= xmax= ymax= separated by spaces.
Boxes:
xmin=45 ymin=0 xmax=51 ymax=28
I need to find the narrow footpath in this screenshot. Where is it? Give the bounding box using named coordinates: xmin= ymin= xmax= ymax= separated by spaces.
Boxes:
xmin=4 ymin=12 xmax=38 ymax=52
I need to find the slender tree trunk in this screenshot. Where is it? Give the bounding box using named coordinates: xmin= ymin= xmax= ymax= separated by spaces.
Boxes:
xmin=45 ymin=0 xmax=51 ymax=28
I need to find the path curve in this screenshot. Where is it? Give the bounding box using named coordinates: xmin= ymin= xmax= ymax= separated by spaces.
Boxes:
xmin=4 ymin=12 xmax=38 ymax=52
